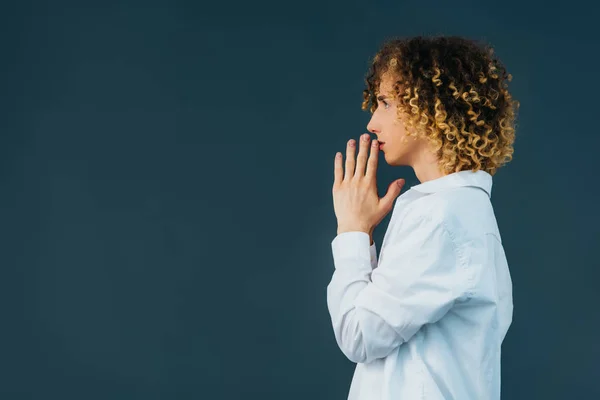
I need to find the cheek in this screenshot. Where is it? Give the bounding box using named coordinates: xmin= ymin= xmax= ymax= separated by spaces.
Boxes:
xmin=390 ymin=120 xmax=407 ymax=138
xmin=383 ymin=114 xmax=399 ymax=130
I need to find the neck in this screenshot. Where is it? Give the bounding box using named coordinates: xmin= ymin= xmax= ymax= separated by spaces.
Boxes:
xmin=411 ymin=146 xmax=447 ymax=183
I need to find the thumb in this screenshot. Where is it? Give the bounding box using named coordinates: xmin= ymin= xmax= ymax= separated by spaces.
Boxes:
xmin=382 ymin=178 xmax=405 ymax=207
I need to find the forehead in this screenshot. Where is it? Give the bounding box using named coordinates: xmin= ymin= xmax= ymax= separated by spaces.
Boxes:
xmin=377 ymin=72 xmax=400 ymax=97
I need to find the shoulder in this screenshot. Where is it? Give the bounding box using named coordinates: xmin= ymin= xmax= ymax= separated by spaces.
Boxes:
xmin=405 ymin=186 xmax=498 ymax=243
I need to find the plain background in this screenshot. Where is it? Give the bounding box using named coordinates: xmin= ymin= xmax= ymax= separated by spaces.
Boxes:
xmin=1 ymin=0 xmax=599 ymax=399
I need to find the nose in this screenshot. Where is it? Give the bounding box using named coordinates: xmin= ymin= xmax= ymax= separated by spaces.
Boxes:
xmin=366 ymin=116 xmax=379 ymax=136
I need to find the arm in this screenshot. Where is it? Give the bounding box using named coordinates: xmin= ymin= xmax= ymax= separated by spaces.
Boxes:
xmin=327 ymin=214 xmax=466 ymax=364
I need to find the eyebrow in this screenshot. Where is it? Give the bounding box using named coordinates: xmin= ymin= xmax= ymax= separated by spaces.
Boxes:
xmin=376 ymin=95 xmax=388 ymax=101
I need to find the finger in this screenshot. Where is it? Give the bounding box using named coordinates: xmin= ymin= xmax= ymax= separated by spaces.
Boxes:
xmin=344 ymin=138 xmax=356 ymax=180
xmin=365 ymin=139 xmax=379 ymax=179
xmin=354 ymin=134 xmax=370 ymax=177
xmin=334 ymin=152 xmax=343 ymax=186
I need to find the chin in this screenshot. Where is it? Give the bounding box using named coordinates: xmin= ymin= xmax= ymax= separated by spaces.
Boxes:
xmin=383 ymin=152 xmax=410 ymax=167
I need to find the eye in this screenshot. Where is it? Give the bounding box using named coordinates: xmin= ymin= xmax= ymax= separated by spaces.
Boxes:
xmin=380 ymin=100 xmax=390 ymax=109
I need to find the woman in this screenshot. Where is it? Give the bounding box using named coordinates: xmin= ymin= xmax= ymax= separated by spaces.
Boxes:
xmin=329 ymin=35 xmax=519 ymax=399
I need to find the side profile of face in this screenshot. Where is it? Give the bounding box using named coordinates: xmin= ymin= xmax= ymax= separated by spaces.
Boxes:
xmin=366 ymin=73 xmax=430 ymax=168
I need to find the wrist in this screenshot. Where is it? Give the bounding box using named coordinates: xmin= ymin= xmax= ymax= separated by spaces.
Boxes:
xmin=336 ymin=225 xmax=374 ymax=246
xmin=337 ymin=226 xmax=371 ymax=236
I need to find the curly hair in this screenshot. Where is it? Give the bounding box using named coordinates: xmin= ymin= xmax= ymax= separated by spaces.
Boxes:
xmin=362 ymin=35 xmax=519 ymax=176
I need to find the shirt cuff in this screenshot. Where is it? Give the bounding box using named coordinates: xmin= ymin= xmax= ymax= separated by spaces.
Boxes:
xmin=331 ymin=231 xmax=375 ymax=270
xmin=369 ymin=240 xmax=377 ymax=267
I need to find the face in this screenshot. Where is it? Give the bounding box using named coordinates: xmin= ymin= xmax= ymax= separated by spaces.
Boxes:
xmin=366 ymin=73 xmax=429 ymax=167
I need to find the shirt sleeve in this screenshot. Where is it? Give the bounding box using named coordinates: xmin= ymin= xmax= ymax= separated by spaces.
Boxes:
xmin=369 ymin=241 xmax=378 ymax=270
xmin=327 ymin=214 xmax=465 ymax=364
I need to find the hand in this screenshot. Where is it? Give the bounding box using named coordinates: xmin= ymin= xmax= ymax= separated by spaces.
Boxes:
xmin=332 ymin=133 xmax=405 ymax=236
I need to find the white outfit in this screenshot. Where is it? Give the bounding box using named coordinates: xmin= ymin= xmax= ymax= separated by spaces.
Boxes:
xmin=327 ymin=170 xmax=513 ymax=399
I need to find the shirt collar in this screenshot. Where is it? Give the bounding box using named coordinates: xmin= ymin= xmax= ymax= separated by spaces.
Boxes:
xmin=409 ymin=170 xmax=493 ymax=198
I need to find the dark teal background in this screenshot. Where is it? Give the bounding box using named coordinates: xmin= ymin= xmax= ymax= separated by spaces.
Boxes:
xmin=1 ymin=1 xmax=598 ymax=399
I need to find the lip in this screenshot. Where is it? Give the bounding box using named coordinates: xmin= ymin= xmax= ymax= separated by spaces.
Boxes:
xmin=378 ymin=142 xmax=385 ymax=150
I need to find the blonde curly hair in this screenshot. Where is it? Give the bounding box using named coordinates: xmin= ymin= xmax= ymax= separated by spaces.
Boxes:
xmin=362 ymin=35 xmax=520 ymax=176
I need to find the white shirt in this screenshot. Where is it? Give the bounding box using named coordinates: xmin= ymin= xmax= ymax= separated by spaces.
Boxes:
xmin=327 ymin=170 xmax=513 ymax=400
